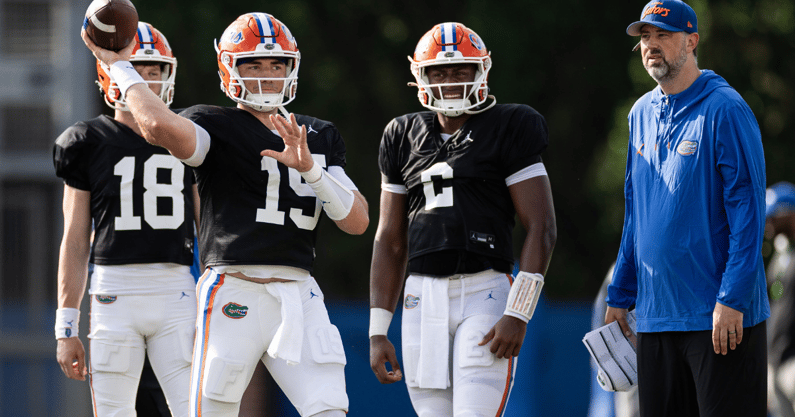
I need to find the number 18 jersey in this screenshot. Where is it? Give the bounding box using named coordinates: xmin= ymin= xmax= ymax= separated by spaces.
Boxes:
xmin=53 ymin=115 xmax=196 ymax=266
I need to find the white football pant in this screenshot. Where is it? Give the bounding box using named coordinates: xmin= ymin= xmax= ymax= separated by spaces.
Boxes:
xmin=191 ymin=270 xmax=348 ymax=417
xmin=402 ymin=270 xmax=518 ymax=417
xmin=89 ymin=291 xmax=196 ymax=417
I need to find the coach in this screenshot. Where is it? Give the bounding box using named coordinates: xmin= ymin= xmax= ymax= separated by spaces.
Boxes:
xmin=604 ymin=1 xmax=769 ymax=416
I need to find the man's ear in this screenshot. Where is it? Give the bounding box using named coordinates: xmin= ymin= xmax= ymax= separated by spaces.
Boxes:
xmin=688 ymin=32 xmax=700 ymax=53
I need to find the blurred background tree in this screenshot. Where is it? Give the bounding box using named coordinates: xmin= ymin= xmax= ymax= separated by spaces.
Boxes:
xmin=124 ymin=0 xmax=795 ymax=300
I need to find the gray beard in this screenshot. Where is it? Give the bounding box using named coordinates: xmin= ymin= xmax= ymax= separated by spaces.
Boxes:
xmin=645 ymin=44 xmax=688 ymax=84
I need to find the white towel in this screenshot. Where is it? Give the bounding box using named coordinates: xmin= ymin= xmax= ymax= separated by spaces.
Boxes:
xmin=416 ymin=277 xmax=450 ymax=389
xmin=265 ymin=281 xmax=304 ymax=365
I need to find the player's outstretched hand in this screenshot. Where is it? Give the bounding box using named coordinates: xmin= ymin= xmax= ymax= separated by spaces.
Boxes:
xmin=480 ymin=315 xmax=526 ymax=359
xmin=57 ymin=337 xmax=87 ymax=381
xmin=262 ymin=113 xmax=314 ymax=173
xmin=370 ymin=335 xmax=403 ymax=384
xmin=81 ymin=27 xmax=135 ymax=68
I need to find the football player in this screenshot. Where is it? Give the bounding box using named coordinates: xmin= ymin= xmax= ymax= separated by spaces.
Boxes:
xmin=81 ymin=12 xmax=368 ymax=417
xmin=54 ymin=22 xmax=199 ymax=417
xmin=369 ymin=22 xmax=557 ymax=416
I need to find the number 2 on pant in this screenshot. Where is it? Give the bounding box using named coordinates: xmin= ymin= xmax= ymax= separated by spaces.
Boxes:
xmin=113 ymin=155 xmax=185 ymax=231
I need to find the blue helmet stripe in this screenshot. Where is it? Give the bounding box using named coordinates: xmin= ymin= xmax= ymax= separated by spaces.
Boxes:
xmin=253 ymin=14 xmax=265 ymax=43
xmin=136 ymin=23 xmax=154 ymax=49
xmin=440 ymin=23 xmax=458 ymax=52
xmin=252 ymin=13 xmax=276 ymax=44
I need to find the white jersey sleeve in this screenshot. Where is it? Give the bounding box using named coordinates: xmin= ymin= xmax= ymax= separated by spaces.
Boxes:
xmin=505 ymin=162 xmax=547 ymax=186
xmin=180 ymin=122 xmax=211 ymax=167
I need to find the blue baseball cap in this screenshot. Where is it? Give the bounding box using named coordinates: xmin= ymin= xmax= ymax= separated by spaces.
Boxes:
xmin=766 ymin=182 xmax=795 ymax=218
xmin=627 ymin=1 xmax=698 ymax=36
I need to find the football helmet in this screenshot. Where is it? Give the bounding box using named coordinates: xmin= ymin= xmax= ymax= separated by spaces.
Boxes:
xmin=215 ymin=13 xmax=300 ymax=113
xmin=409 ymin=22 xmax=496 ymax=117
xmin=96 ymin=22 xmax=177 ymax=111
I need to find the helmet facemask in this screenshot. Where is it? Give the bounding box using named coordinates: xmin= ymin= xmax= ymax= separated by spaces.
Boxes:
xmin=410 ymin=55 xmax=491 ymax=117
xmin=216 ymin=43 xmax=300 ymax=113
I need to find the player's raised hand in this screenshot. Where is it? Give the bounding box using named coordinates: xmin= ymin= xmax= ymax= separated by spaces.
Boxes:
xmin=81 ymin=27 xmax=135 ymax=68
xmin=370 ymin=335 xmax=403 ymax=384
xmin=479 ymin=315 xmax=526 ymax=359
xmin=262 ymin=113 xmax=315 ymax=172
xmin=57 ymin=337 xmax=87 ymax=381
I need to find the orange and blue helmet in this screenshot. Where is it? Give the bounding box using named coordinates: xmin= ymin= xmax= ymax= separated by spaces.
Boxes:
xmin=96 ymin=22 xmax=177 ymax=111
xmin=409 ymin=22 xmax=495 ymax=117
xmin=215 ymin=12 xmax=300 ymax=113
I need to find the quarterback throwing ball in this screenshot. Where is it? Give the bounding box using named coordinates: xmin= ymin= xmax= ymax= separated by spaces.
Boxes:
xmin=82 ymin=11 xmax=369 ymax=417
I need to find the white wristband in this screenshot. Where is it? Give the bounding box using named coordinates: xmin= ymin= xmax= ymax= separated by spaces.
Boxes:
xmin=55 ymin=308 xmax=80 ymax=339
xmin=302 ymin=163 xmax=355 ymax=221
xmin=369 ymin=307 xmax=394 ymax=338
xmin=109 ymin=61 xmax=146 ymax=98
xmin=300 ymin=162 xmax=323 ymax=184
xmin=504 ymin=271 xmax=544 ymax=323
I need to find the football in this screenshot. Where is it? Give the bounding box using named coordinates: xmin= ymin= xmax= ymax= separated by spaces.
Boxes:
xmin=84 ymin=0 xmax=138 ymax=51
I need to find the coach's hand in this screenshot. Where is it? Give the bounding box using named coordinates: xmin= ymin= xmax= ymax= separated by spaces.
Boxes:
xmin=605 ymin=306 xmax=637 ymax=348
xmin=712 ymin=302 xmax=743 ymax=355
xmin=370 ymin=335 xmax=403 ymax=384
xmin=480 ymin=315 xmax=526 ymax=359
xmin=57 ymin=337 xmax=87 ymax=381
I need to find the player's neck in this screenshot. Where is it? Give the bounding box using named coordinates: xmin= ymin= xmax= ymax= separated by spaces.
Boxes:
xmin=115 ymin=110 xmax=143 ymax=136
xmin=436 ymin=113 xmax=472 ymax=135
xmin=238 ymin=103 xmax=278 ymax=130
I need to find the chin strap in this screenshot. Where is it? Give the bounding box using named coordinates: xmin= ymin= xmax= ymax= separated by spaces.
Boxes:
xmin=464 ymin=94 xmax=497 ymax=115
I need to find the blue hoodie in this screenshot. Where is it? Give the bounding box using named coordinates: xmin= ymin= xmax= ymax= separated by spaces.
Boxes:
xmin=607 ymin=70 xmax=770 ymax=333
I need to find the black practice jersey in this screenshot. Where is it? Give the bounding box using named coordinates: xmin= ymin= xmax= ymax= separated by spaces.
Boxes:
xmin=379 ymin=104 xmax=548 ymax=274
xmin=53 ymin=115 xmax=196 ymax=266
xmin=180 ymin=105 xmax=347 ymax=272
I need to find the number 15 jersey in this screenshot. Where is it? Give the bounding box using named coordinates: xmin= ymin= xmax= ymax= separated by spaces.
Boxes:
xmin=53 ymin=115 xmax=196 ymax=266
xmin=180 ymin=105 xmax=347 ymax=273
xmin=379 ymin=104 xmax=548 ymax=268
